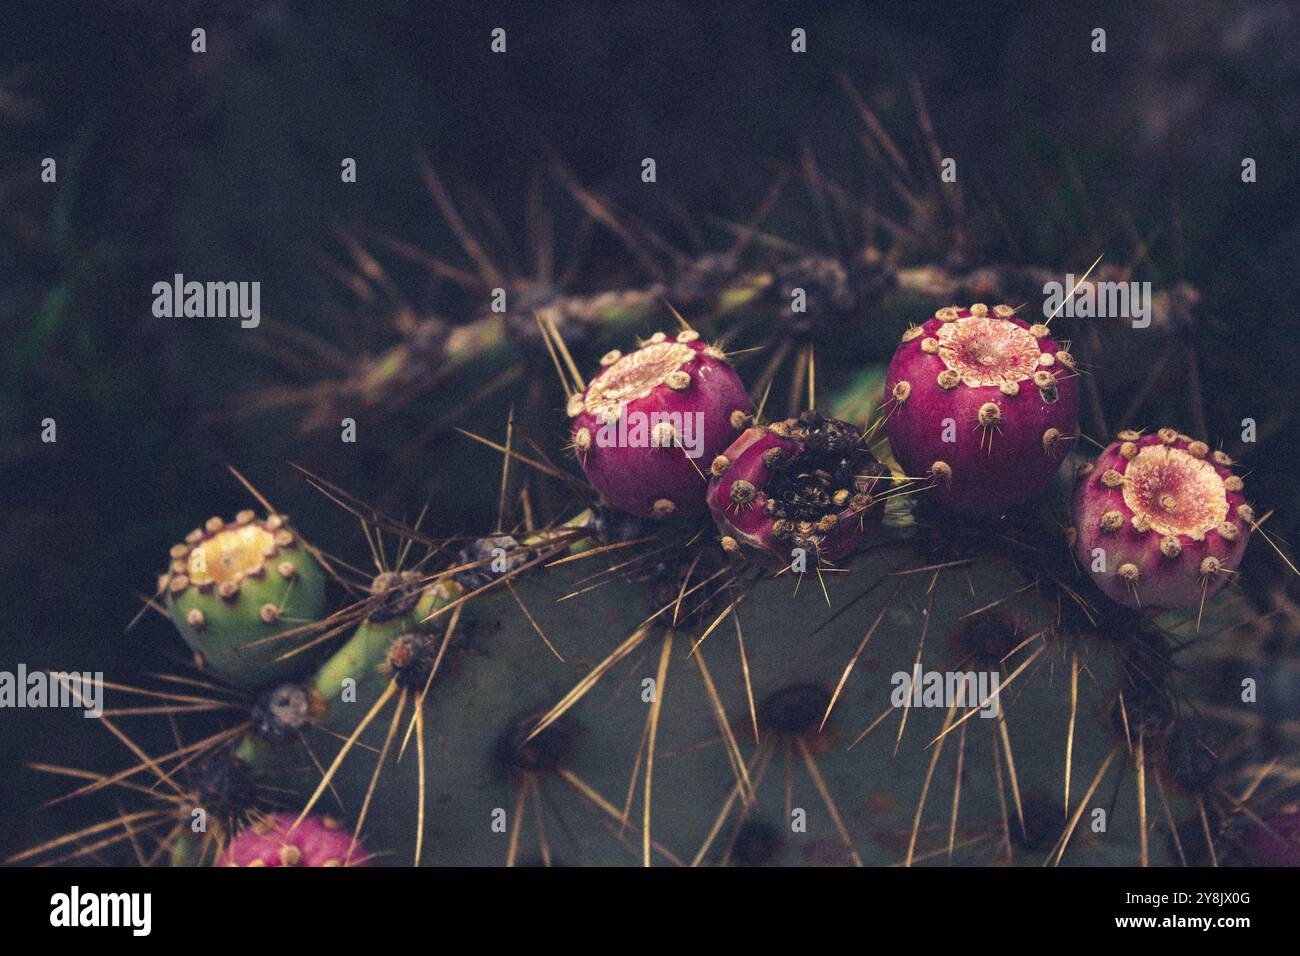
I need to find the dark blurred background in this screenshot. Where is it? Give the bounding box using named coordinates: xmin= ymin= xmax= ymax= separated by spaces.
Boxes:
xmin=2 ymin=0 xmax=1298 ymax=861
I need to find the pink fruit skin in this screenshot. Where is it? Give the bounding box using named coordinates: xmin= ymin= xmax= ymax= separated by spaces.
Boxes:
xmin=1072 ymin=430 xmax=1250 ymax=611
xmin=709 ymin=427 xmax=799 ymax=563
xmin=219 ymin=813 xmax=371 ymax=867
xmin=884 ymin=306 xmax=1079 ymax=515
xmin=571 ymin=334 xmax=751 ymax=519
xmin=708 ymin=424 xmax=887 ymax=568
xmin=1243 ymin=811 xmax=1300 ymax=866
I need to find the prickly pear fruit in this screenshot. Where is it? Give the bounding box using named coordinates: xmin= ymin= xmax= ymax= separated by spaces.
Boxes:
xmin=1241 ymin=808 xmax=1300 ymax=866
xmin=884 ymin=304 xmax=1079 ymax=515
xmin=569 ymin=330 xmax=752 ymax=519
xmin=163 ymin=511 xmax=326 ymax=687
xmin=707 ymin=410 xmax=889 ymax=567
xmin=1072 ymin=428 xmax=1251 ymax=610
xmin=219 ymin=813 xmax=371 ymax=867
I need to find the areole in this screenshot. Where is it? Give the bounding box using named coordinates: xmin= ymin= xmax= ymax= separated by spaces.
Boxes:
xmin=935 ymin=315 xmax=1043 ymax=388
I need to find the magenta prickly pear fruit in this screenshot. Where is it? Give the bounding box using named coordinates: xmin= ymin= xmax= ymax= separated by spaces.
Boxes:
xmin=163 ymin=511 xmax=327 ymax=687
xmin=1241 ymin=807 xmax=1300 ymax=866
xmin=707 ymin=410 xmax=889 ymax=568
xmin=219 ymin=813 xmax=371 ymax=867
xmin=884 ymin=304 xmax=1079 ymax=515
xmin=569 ymin=330 xmax=752 ymax=519
xmin=1072 ymin=428 xmax=1251 ymax=610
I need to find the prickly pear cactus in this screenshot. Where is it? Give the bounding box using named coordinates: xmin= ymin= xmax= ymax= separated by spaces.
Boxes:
xmin=23 ymin=292 xmax=1294 ymax=871
xmin=18 ymin=74 xmax=1297 ymax=870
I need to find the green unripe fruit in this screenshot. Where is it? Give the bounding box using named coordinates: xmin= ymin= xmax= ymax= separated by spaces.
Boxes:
xmin=163 ymin=511 xmax=326 ymax=688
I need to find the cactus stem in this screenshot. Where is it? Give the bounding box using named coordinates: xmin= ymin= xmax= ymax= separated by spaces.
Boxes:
xmin=526 ymin=623 xmax=655 ymax=744
xmin=293 ymin=681 xmax=398 ymax=832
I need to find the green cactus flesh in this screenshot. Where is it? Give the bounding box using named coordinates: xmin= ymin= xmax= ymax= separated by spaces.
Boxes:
xmin=216 ymin=518 xmax=1212 ymax=867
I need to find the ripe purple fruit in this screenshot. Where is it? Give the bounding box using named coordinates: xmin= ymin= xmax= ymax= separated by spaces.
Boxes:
xmin=219 ymin=813 xmax=371 ymax=867
xmin=884 ymin=304 xmax=1079 ymax=515
xmin=1072 ymin=428 xmax=1251 ymax=610
xmin=569 ymin=330 xmax=752 ymax=519
xmin=707 ymin=411 xmax=889 ymax=568
xmin=1241 ymin=807 xmax=1300 ymax=866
